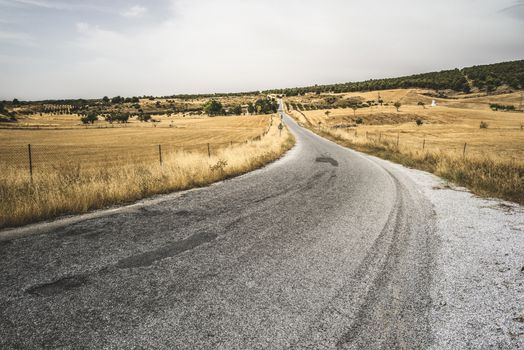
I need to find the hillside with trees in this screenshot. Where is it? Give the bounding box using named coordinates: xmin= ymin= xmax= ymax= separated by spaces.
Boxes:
xmin=264 ymin=59 xmax=524 ymax=96
xmin=463 ymin=60 xmax=524 ymax=91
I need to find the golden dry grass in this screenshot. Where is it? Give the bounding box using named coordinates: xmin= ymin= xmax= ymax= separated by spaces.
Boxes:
xmin=287 ymin=89 xmax=524 ymax=111
xmin=288 ymin=91 xmax=524 ymax=204
xmin=292 ymin=104 xmax=524 ymax=162
xmin=0 ymin=115 xmax=272 ymax=168
xmin=0 ymin=116 xmax=294 ymax=228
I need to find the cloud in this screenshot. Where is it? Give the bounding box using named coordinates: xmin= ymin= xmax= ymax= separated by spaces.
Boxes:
xmin=0 ymin=30 xmax=36 ymax=46
xmin=7 ymin=0 xmax=111 ymax=13
xmin=121 ymin=5 xmax=147 ymax=17
xmin=75 ymin=22 xmax=88 ymax=33
xmin=500 ymin=1 xmax=524 ymax=20
xmin=12 ymin=0 xmax=77 ymax=10
xmin=1 ymin=0 xmax=524 ymax=100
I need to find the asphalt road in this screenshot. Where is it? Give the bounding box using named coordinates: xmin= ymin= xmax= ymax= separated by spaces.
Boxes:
xmin=0 ymin=106 xmax=438 ymax=349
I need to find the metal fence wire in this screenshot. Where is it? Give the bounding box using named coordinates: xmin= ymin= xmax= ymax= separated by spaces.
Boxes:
xmin=0 ymin=140 xmax=251 ymax=177
xmin=0 ymin=120 xmax=274 ymax=178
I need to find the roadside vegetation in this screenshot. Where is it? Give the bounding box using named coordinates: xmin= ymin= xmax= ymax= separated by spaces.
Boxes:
xmin=0 ymin=115 xmax=295 ymax=228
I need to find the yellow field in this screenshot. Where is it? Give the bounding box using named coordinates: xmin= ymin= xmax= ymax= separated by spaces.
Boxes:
xmin=286 ymin=89 xmax=524 ymax=111
xmin=291 ymin=105 xmax=524 ymax=161
xmin=0 ymin=115 xmax=272 ymax=170
xmin=0 ymin=115 xmax=294 ymax=228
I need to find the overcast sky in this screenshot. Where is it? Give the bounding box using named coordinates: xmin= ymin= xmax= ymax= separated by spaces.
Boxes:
xmin=1 ymin=0 xmax=523 ymax=100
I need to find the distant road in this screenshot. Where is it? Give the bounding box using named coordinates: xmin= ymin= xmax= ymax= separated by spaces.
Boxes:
xmin=1 ymin=102 xmax=437 ymax=349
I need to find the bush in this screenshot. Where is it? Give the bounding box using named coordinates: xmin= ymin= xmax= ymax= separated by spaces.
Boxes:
xmin=489 ymin=103 xmax=516 ymax=111
xmin=416 ymin=118 xmax=423 ymax=126
xmin=356 ymin=117 xmax=363 ymax=124
xmin=80 ymin=113 xmax=98 ymax=124
xmin=231 ymin=105 xmax=242 ymax=115
xmin=394 ymin=101 xmax=402 ymax=112
xmin=114 ymin=113 xmax=129 ymax=123
xmin=480 ymin=121 xmax=489 ymax=129
xmin=137 ymin=114 xmax=152 ymax=122
xmin=204 ymin=100 xmax=224 ymax=116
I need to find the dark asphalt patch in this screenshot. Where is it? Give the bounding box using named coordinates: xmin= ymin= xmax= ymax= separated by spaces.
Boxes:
xmin=0 ymin=239 xmax=12 ymax=247
xmin=316 ymin=157 xmax=339 ymax=167
xmin=116 ymin=231 xmax=218 ymax=269
xmin=26 ymin=275 xmax=88 ymax=297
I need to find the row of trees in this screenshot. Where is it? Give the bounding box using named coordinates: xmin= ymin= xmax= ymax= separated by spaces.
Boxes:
xmin=290 ymin=100 xmax=402 ymax=113
xmin=463 ymin=60 xmax=524 ymax=91
xmin=166 ymin=91 xmax=260 ymax=100
xmin=102 ymin=96 xmax=140 ymax=104
xmin=80 ymin=113 xmax=133 ymax=124
xmin=265 ymin=69 xmax=470 ymax=96
xmin=203 ymin=98 xmax=278 ymax=116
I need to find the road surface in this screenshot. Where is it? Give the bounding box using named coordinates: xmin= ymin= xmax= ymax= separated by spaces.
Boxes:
xmin=1 ymin=106 xmax=438 ymax=349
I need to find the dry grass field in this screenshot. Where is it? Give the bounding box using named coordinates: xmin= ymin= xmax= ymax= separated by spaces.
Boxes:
xmin=0 ymin=115 xmax=295 ymax=228
xmin=287 ymin=89 xmax=524 ymax=204
xmin=0 ymin=115 xmax=273 ymax=168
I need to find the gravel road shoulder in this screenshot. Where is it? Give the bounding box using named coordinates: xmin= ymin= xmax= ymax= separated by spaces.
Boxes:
xmin=364 ymin=152 xmax=524 ymax=349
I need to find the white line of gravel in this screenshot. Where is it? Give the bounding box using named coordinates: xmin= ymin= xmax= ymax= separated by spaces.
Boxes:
xmin=364 ymin=153 xmax=524 ymax=349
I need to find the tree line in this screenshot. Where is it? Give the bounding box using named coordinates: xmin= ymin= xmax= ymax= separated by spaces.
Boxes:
xmin=463 ymin=60 xmax=524 ymax=92
xmin=264 ymin=60 xmax=524 ymax=96
xmin=203 ymin=98 xmax=278 ymax=116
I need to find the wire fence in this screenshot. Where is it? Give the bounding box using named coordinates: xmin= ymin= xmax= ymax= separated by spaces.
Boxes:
xmin=1 ymin=116 xmax=277 ymax=179
xmin=325 ymin=127 xmax=524 ymax=162
xmin=1 ymin=135 xmax=270 ymax=178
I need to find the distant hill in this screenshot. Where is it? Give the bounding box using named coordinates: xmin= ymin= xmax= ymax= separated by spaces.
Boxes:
xmin=264 ymin=60 xmax=524 ymax=96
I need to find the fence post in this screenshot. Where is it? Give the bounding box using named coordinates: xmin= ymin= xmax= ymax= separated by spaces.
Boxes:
xmin=355 ymin=130 xmax=357 ymax=138
xmin=422 ymin=139 xmax=426 ymax=150
xmin=28 ymin=144 xmax=33 ymax=178
xmin=158 ymin=145 xmax=163 ymax=165
xmin=379 ymin=132 xmax=382 ymax=142
xmin=463 ymin=142 xmax=467 ymax=158
xmin=366 ymin=131 xmax=368 ymax=139
xmin=207 ymin=143 xmax=211 ymax=158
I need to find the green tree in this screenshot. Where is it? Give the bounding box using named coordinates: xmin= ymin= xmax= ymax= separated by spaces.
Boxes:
xmin=394 ymin=101 xmax=402 ymax=112
xmin=204 ymin=100 xmax=224 ymax=116
xmin=137 ymin=113 xmax=152 ymax=122
xmin=111 ymin=96 xmax=124 ymax=104
xmin=254 ymin=98 xmax=278 ymax=114
xmin=102 ymin=96 xmax=110 ymax=103
xmin=114 ymin=113 xmax=129 ymax=123
xmin=80 ymin=113 xmax=98 ymax=124
xmin=247 ymin=102 xmax=255 ymax=114
xmin=350 ymin=103 xmax=358 ymax=117
xmin=12 ymin=98 xmax=20 ymax=106
xmin=232 ymin=105 xmax=242 ymax=115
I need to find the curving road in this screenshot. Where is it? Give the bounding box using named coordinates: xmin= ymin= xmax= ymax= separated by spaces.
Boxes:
xmin=0 ymin=104 xmax=437 ymax=349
